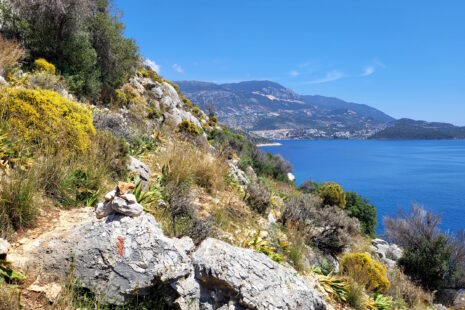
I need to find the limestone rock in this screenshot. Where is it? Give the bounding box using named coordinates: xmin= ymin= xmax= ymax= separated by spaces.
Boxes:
xmin=104 ymin=190 xmax=116 ymax=201
xmin=192 ymin=238 xmax=326 ymax=310
xmin=0 ymin=75 xmax=8 ymax=86
xmin=433 ymin=304 xmax=448 ymax=310
xmin=371 ymin=238 xmax=403 ymax=268
xmin=228 ymin=159 xmax=249 ymax=185
xmin=121 ymin=193 xmax=137 ymax=204
xmin=28 ymin=282 xmax=62 ymax=303
xmin=110 ymin=196 xmax=143 ymax=217
xmin=0 ymin=238 xmax=10 ymax=259
xmin=95 ymin=202 xmax=115 ymax=219
xmin=127 ymin=156 xmax=151 ymax=190
xmin=35 ymin=213 xmax=196 ymax=306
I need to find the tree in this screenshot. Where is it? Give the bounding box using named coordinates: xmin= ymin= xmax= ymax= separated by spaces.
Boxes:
xmin=398 ymin=234 xmax=453 ymax=291
xmin=384 ymin=204 xmax=459 ymax=291
xmin=90 ymin=0 xmax=139 ymax=100
xmin=345 ymin=192 xmax=377 ymax=237
xmin=0 ymin=0 xmax=139 ymax=100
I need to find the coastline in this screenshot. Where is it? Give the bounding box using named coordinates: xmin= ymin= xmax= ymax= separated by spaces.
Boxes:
xmin=256 ymin=142 xmax=282 ymax=147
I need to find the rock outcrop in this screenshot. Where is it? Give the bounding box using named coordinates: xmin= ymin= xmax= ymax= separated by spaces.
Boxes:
xmin=371 ymin=238 xmax=403 ymax=268
xmin=127 ymin=156 xmax=151 ymax=189
xmin=35 ymin=213 xmax=195 ymax=306
xmin=193 ymin=238 xmax=326 ymax=310
xmin=228 ymin=159 xmax=249 ymax=185
xmin=20 ymin=209 xmax=326 ymax=309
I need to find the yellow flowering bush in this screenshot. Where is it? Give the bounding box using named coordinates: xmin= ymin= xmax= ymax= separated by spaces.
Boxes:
xmin=319 ymin=181 xmax=346 ymax=208
xmin=0 ymin=87 xmax=95 ymax=153
xmin=34 ymin=58 xmax=56 ymax=74
xmin=340 ymin=252 xmax=390 ymax=293
xmin=177 ymin=120 xmax=200 ymax=136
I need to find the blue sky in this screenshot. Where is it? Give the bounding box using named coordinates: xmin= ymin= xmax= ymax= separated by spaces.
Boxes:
xmin=117 ymin=1 xmax=465 ymax=125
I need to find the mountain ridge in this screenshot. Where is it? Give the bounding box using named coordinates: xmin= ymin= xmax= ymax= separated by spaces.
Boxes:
xmin=177 ymin=80 xmax=394 ymax=139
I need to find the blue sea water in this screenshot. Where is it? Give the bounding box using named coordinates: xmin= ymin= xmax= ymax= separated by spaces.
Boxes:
xmin=260 ymin=140 xmax=465 ymax=235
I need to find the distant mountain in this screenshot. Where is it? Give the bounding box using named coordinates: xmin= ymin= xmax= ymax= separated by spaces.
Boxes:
xmin=370 ymin=118 xmax=465 ymax=140
xmin=177 ymin=80 xmax=394 ymax=139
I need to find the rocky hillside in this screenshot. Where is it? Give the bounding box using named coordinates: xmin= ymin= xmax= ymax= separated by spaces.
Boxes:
xmin=177 ymin=80 xmax=394 ymax=139
xmin=0 ymin=1 xmax=462 ymax=309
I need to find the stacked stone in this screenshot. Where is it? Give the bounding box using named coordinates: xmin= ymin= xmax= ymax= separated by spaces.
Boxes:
xmin=95 ymin=182 xmax=143 ymax=219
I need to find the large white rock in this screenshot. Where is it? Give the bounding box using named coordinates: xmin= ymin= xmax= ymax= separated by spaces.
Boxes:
xmin=34 ymin=213 xmax=196 ymax=306
xmin=192 ymin=238 xmax=326 ymax=309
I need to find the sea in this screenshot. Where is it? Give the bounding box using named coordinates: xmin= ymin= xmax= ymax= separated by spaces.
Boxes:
xmin=259 ymin=139 xmax=465 ymax=235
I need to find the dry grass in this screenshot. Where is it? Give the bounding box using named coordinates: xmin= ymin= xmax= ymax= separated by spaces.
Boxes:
xmin=157 ymin=142 xmax=228 ymax=194
xmin=0 ymin=36 xmax=24 ymax=71
xmin=0 ymin=282 xmax=21 ymax=310
xmin=387 ymin=267 xmax=433 ymax=308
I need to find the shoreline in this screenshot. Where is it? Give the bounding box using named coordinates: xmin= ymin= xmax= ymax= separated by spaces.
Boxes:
xmin=256 ymin=142 xmax=282 ymax=147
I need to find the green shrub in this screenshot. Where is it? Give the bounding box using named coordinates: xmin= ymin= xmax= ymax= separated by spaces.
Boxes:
xmin=59 ymin=168 xmax=103 ymax=207
xmin=246 ymin=183 xmax=271 ymax=215
xmin=34 ymin=58 xmax=55 ymax=74
xmin=384 ymin=204 xmax=459 ymax=291
xmin=345 ymin=192 xmax=377 ymax=237
xmin=318 ymin=182 xmax=346 ymax=208
xmin=282 ymin=194 xmax=360 ymax=255
xmin=399 ymin=235 xmax=453 ymax=291
xmin=340 ymin=252 xmax=390 ymax=293
xmin=0 ymin=87 xmax=95 ymax=153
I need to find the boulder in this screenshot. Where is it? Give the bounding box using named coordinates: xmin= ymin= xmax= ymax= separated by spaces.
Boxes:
xmin=0 ymin=238 xmax=10 ymax=259
xmin=35 ymin=213 xmax=197 ymax=306
xmin=192 ymin=238 xmax=326 ymax=310
xmin=127 ymin=156 xmax=151 ymax=190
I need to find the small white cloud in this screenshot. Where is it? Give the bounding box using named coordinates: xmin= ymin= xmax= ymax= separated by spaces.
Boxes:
xmin=362 ymin=66 xmax=375 ymax=76
xmin=172 ymin=64 xmax=184 ymax=74
xmin=304 ymin=70 xmax=345 ymax=84
xmin=289 ymin=70 xmax=299 ymax=77
xmin=143 ymin=58 xmax=160 ymax=73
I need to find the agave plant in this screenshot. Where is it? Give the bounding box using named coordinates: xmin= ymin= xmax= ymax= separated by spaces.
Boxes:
xmin=364 ymin=294 xmax=394 ymax=310
xmin=0 ymin=260 xmax=24 ymax=283
xmin=246 ymin=230 xmax=285 ymax=263
xmin=130 ymin=176 xmax=162 ymax=208
xmin=315 ymin=273 xmax=349 ymax=303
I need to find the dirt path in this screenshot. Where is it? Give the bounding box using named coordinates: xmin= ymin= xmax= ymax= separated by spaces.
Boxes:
xmin=7 ymin=206 xmax=94 ymax=309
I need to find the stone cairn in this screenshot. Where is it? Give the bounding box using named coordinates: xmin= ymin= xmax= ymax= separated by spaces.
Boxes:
xmin=95 ymin=182 xmax=143 ymax=219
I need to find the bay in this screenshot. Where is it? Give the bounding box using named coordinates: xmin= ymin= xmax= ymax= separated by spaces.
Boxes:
xmin=260 ymin=140 xmax=465 ymax=234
